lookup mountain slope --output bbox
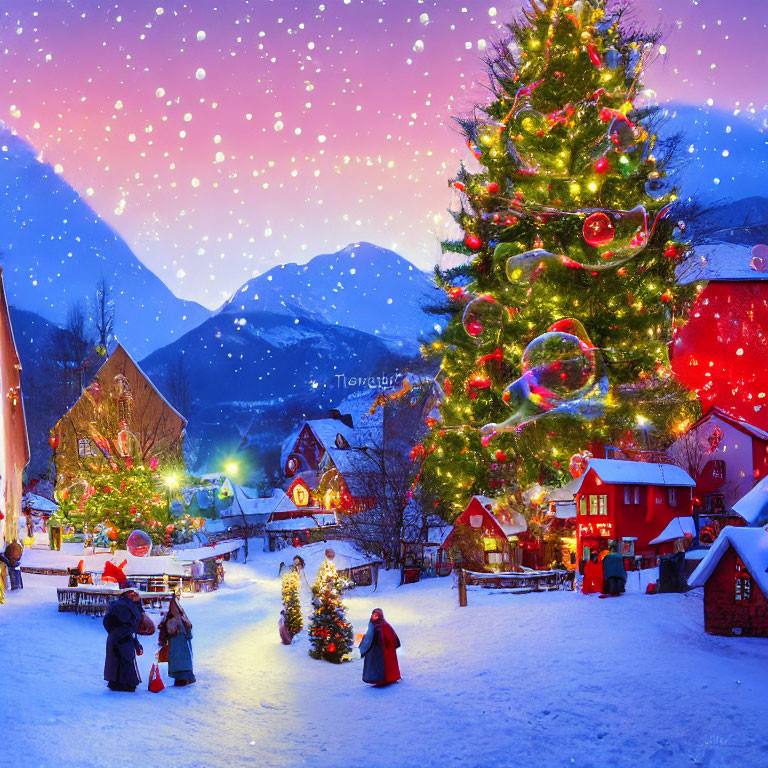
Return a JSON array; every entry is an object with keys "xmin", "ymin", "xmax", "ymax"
[
  {"xmin": 0, "ymin": 128, "xmax": 211, "ymax": 358},
  {"xmin": 139, "ymin": 309, "xmax": 415, "ymax": 474},
  {"xmin": 219, "ymin": 242, "xmax": 445, "ymax": 352}
]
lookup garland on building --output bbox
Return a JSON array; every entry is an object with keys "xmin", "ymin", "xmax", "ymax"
[
  {"xmin": 282, "ymin": 567, "xmax": 303, "ymax": 638},
  {"xmin": 307, "ymin": 560, "xmax": 353, "ymax": 664},
  {"xmin": 420, "ymin": 0, "xmax": 699, "ymax": 521}
]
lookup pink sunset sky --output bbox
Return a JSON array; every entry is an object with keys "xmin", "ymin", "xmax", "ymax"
[{"xmin": 1, "ymin": 0, "xmax": 766, "ymax": 307}]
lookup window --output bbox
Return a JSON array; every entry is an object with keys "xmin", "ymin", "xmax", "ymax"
[
  {"xmin": 578, "ymin": 497, "xmax": 587, "ymax": 516},
  {"xmin": 588, "ymin": 495, "xmax": 608, "ymax": 515},
  {"xmin": 77, "ymin": 438, "xmax": 93, "ymax": 457},
  {"xmin": 668, "ymin": 487, "xmax": 678, "ymax": 506},
  {"xmin": 623, "ymin": 486, "xmax": 641, "ymax": 505},
  {"xmin": 712, "ymin": 460, "xmax": 725, "ymax": 480},
  {"xmin": 735, "ymin": 557, "xmax": 752, "ymax": 602}
]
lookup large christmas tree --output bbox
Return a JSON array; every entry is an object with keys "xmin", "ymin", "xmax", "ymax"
[{"xmin": 421, "ymin": 0, "xmax": 699, "ymax": 520}]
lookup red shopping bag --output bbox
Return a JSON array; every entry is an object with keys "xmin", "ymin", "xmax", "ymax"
[{"xmin": 148, "ymin": 663, "xmax": 165, "ymax": 693}]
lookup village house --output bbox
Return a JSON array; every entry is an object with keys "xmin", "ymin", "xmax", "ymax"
[
  {"xmin": 688, "ymin": 526, "xmax": 768, "ymax": 637},
  {"xmin": 0, "ymin": 269, "xmax": 30, "ymax": 555},
  {"xmin": 574, "ymin": 459, "xmax": 696, "ymax": 565},
  {"xmin": 51, "ymin": 343, "xmax": 186, "ymax": 488},
  {"xmin": 667, "ymin": 407, "xmax": 768, "ymax": 518},
  {"xmin": 440, "ymin": 495, "xmax": 528, "ymax": 573}
]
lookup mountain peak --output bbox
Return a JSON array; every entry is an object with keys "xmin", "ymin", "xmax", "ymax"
[{"xmin": 219, "ymin": 242, "xmax": 444, "ymax": 352}]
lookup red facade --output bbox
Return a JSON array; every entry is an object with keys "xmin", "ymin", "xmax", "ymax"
[
  {"xmin": 703, "ymin": 545, "xmax": 768, "ymax": 637},
  {"xmin": 0, "ymin": 270, "xmax": 30, "ymax": 550},
  {"xmin": 441, "ymin": 497, "xmax": 522, "ymax": 572},
  {"xmin": 576, "ymin": 468, "xmax": 693, "ymax": 559}
]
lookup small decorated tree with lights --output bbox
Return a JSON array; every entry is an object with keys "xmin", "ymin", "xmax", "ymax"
[
  {"xmin": 308, "ymin": 559, "xmax": 353, "ymax": 664},
  {"xmin": 282, "ymin": 567, "xmax": 303, "ymax": 638},
  {"xmin": 421, "ymin": 0, "xmax": 699, "ymax": 521}
]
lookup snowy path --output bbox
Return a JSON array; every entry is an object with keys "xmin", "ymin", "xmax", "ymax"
[{"xmin": 3, "ymin": 543, "xmax": 768, "ymax": 768}]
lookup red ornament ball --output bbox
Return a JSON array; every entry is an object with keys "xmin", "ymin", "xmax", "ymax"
[
  {"xmin": 582, "ymin": 212, "xmax": 615, "ymax": 247},
  {"xmin": 594, "ymin": 157, "xmax": 609, "ymax": 174},
  {"xmin": 326, "ymin": 643, "xmax": 336, "ymax": 654},
  {"xmin": 464, "ymin": 234, "xmax": 482, "ymax": 250},
  {"xmin": 664, "ymin": 243, "xmax": 680, "ymax": 259},
  {"xmin": 486, "ymin": 181, "xmax": 500, "ymax": 195},
  {"xmin": 494, "ymin": 449, "xmax": 507, "ymax": 462}
]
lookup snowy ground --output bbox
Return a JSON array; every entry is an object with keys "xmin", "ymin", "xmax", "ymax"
[{"xmin": 3, "ymin": 541, "xmax": 768, "ymax": 768}]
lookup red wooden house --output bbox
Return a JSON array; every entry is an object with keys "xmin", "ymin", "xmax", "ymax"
[
  {"xmin": 0, "ymin": 269, "xmax": 30, "ymax": 554},
  {"xmin": 574, "ymin": 459, "xmax": 695, "ymax": 563},
  {"xmin": 688, "ymin": 526, "xmax": 768, "ymax": 637},
  {"xmin": 440, "ymin": 496, "xmax": 528, "ymax": 573}
]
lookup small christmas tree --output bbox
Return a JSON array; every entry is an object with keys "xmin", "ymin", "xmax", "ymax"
[
  {"xmin": 281, "ymin": 567, "xmax": 303, "ymax": 638},
  {"xmin": 308, "ymin": 560, "xmax": 353, "ymax": 664}
]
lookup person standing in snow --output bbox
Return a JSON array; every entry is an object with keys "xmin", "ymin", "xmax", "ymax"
[
  {"xmin": 601, "ymin": 545, "xmax": 627, "ymax": 596},
  {"xmin": 103, "ymin": 587, "xmax": 145, "ymax": 692},
  {"xmin": 0, "ymin": 540, "xmax": 24, "ymax": 590},
  {"xmin": 359, "ymin": 608, "xmax": 401, "ymax": 686},
  {"xmin": 157, "ymin": 595, "xmax": 196, "ymax": 686}
]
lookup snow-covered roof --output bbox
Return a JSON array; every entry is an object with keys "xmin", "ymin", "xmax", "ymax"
[
  {"xmin": 575, "ymin": 459, "xmax": 695, "ymax": 490},
  {"xmin": 732, "ymin": 475, "xmax": 768, "ymax": 526},
  {"xmin": 498, "ymin": 511, "xmax": 528, "ymax": 537},
  {"xmin": 22, "ymin": 493, "xmax": 59, "ymax": 513},
  {"xmin": 265, "ymin": 512, "xmax": 338, "ymax": 532},
  {"xmin": 468, "ymin": 496, "xmax": 528, "ymax": 535},
  {"xmin": 690, "ymin": 407, "xmax": 768, "ymax": 442},
  {"xmin": 677, "ymin": 242, "xmax": 768, "ymax": 285},
  {"xmin": 552, "ymin": 501, "xmax": 577, "ymax": 520},
  {"xmin": 220, "ymin": 485, "xmax": 285, "ymax": 521},
  {"xmin": 649, "ymin": 516, "xmax": 696, "ymax": 545},
  {"xmin": 545, "ymin": 476, "xmax": 581, "ymax": 503},
  {"xmin": 688, "ymin": 526, "xmax": 768, "ymax": 598}
]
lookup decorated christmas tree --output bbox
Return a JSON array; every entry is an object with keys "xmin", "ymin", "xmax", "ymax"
[
  {"xmin": 56, "ymin": 459, "xmax": 182, "ymax": 549},
  {"xmin": 421, "ymin": 0, "xmax": 699, "ymax": 520},
  {"xmin": 282, "ymin": 567, "xmax": 303, "ymax": 638},
  {"xmin": 307, "ymin": 559, "xmax": 353, "ymax": 664}
]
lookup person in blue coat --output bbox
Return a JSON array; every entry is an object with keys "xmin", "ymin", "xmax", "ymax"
[
  {"xmin": 158, "ymin": 595, "xmax": 196, "ymax": 686},
  {"xmin": 103, "ymin": 588, "xmax": 144, "ymax": 692},
  {"xmin": 359, "ymin": 608, "xmax": 401, "ymax": 686}
]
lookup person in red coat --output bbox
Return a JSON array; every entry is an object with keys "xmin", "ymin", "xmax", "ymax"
[
  {"xmin": 359, "ymin": 608, "xmax": 401, "ymax": 686},
  {"xmin": 582, "ymin": 552, "xmax": 602, "ymax": 594}
]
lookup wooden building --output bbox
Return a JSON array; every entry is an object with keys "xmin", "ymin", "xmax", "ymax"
[
  {"xmin": 440, "ymin": 496, "xmax": 528, "ymax": 573},
  {"xmin": 0, "ymin": 269, "xmax": 30, "ymax": 554},
  {"xmin": 688, "ymin": 526, "xmax": 768, "ymax": 637},
  {"xmin": 574, "ymin": 459, "xmax": 695, "ymax": 563},
  {"xmin": 51, "ymin": 343, "xmax": 186, "ymax": 484}
]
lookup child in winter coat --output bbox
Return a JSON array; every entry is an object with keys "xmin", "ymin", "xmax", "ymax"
[{"xmin": 158, "ymin": 596, "xmax": 196, "ymax": 686}]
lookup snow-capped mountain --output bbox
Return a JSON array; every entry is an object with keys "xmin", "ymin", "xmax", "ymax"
[
  {"xmin": 218, "ymin": 242, "xmax": 445, "ymax": 353},
  {"xmin": 139, "ymin": 308, "xmax": 416, "ymax": 474},
  {"xmin": 0, "ymin": 127, "xmax": 211, "ymax": 358}
]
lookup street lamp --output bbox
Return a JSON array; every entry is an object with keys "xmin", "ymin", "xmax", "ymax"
[{"xmin": 164, "ymin": 474, "xmax": 179, "ymax": 517}]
